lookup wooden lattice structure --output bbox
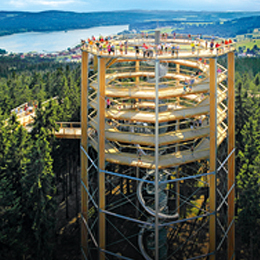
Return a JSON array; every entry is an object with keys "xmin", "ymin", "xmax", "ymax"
[{"xmin": 81, "ymin": 31, "xmax": 235, "ymax": 260}]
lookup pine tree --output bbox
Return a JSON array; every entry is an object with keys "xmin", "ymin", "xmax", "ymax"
[
  {"xmin": 24, "ymin": 127, "xmax": 57, "ymax": 260},
  {"xmin": 22, "ymin": 100, "xmax": 59, "ymax": 259},
  {"xmin": 236, "ymin": 110, "xmax": 260, "ymax": 259},
  {"xmin": 31, "ymin": 100, "xmax": 59, "ymax": 144},
  {"xmin": 254, "ymin": 73, "xmax": 260, "ymax": 86},
  {"xmin": 0, "ymin": 114, "xmax": 32, "ymax": 259}
]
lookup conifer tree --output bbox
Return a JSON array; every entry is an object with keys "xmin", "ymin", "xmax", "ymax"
[
  {"xmin": 22, "ymin": 101, "xmax": 58, "ymax": 259},
  {"xmin": 236, "ymin": 110, "xmax": 260, "ymax": 259},
  {"xmin": 0, "ymin": 114, "xmax": 32, "ymax": 259},
  {"xmin": 24, "ymin": 127, "xmax": 57, "ymax": 260},
  {"xmin": 31, "ymin": 100, "xmax": 59, "ymax": 144}
]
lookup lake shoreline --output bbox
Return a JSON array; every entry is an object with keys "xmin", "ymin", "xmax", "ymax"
[{"xmin": 0, "ymin": 24, "xmax": 129, "ymax": 54}]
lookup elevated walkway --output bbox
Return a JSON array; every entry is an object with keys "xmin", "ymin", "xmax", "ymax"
[
  {"xmin": 55, "ymin": 122, "xmax": 81, "ymax": 139},
  {"xmin": 87, "ymin": 130, "xmax": 227, "ymax": 169}
]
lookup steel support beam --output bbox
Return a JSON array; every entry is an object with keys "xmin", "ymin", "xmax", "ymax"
[
  {"xmin": 209, "ymin": 58, "xmax": 217, "ymax": 260},
  {"xmin": 98, "ymin": 57, "xmax": 106, "ymax": 260},
  {"xmin": 155, "ymin": 59, "xmax": 160, "ymax": 260},
  {"xmin": 228, "ymin": 51, "xmax": 235, "ymax": 260}
]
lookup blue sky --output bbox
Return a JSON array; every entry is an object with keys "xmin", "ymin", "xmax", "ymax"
[{"xmin": 1, "ymin": 0, "xmax": 260, "ymax": 12}]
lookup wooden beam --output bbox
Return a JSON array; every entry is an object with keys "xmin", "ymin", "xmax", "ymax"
[
  {"xmin": 106, "ymin": 57, "xmax": 118, "ymax": 68},
  {"xmin": 175, "ymin": 111, "xmax": 180, "ymax": 216},
  {"xmin": 136, "ymin": 60, "xmax": 140, "ymax": 84},
  {"xmin": 93, "ymin": 55, "xmax": 98, "ymax": 71},
  {"xmin": 98, "ymin": 57, "xmax": 106, "ymax": 260},
  {"xmin": 81, "ymin": 51, "xmax": 89, "ymax": 259},
  {"xmin": 228, "ymin": 52, "xmax": 235, "ymax": 260},
  {"xmin": 209, "ymin": 58, "xmax": 217, "ymax": 260}
]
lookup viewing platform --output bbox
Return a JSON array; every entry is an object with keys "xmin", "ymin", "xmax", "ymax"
[{"xmin": 81, "ymin": 32, "xmax": 235, "ymax": 60}]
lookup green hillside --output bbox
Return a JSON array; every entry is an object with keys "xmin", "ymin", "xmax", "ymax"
[{"xmin": 0, "ymin": 10, "xmax": 260, "ymax": 37}]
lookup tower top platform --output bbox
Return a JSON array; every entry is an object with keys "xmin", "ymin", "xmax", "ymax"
[{"xmin": 81, "ymin": 32, "xmax": 235, "ymax": 60}]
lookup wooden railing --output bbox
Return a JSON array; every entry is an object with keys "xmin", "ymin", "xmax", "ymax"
[{"xmin": 54, "ymin": 122, "xmax": 81, "ymax": 139}]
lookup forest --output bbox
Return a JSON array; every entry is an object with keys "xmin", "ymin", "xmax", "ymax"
[
  {"xmin": 0, "ymin": 55, "xmax": 260, "ymax": 259},
  {"xmin": 0, "ymin": 56, "xmax": 81, "ymax": 259}
]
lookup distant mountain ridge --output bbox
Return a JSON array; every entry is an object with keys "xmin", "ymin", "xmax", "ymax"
[
  {"xmin": 129, "ymin": 15, "xmax": 260, "ymax": 37},
  {"xmin": 0, "ymin": 10, "xmax": 260, "ymax": 37}
]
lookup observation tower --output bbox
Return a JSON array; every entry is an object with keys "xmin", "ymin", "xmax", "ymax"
[{"xmin": 80, "ymin": 31, "xmax": 235, "ymax": 260}]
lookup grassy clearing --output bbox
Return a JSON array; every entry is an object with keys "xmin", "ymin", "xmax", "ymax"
[{"xmin": 236, "ymin": 39, "xmax": 260, "ymax": 51}]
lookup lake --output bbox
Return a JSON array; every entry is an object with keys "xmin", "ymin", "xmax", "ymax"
[{"xmin": 0, "ymin": 24, "xmax": 129, "ymax": 54}]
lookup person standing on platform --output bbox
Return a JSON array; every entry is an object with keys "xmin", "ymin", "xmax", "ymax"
[
  {"xmin": 102, "ymin": 42, "xmax": 107, "ymax": 53},
  {"xmin": 184, "ymin": 78, "xmax": 189, "ymax": 92},
  {"xmin": 228, "ymin": 39, "xmax": 232, "ymax": 49},
  {"xmin": 106, "ymin": 99, "xmax": 111, "ymax": 109},
  {"xmin": 143, "ymin": 43, "xmax": 148, "ymax": 57},
  {"xmin": 138, "ymin": 151, "xmax": 142, "ymax": 164},
  {"xmin": 111, "ymin": 43, "xmax": 115, "ymax": 55},
  {"xmin": 199, "ymin": 118, "xmax": 202, "ymax": 127},
  {"xmin": 135, "ymin": 45, "xmax": 139, "ymax": 56},
  {"xmin": 119, "ymin": 41, "xmax": 123, "ymax": 55},
  {"xmin": 197, "ymin": 41, "xmax": 200, "ymax": 55},
  {"xmin": 189, "ymin": 75, "xmax": 195, "ymax": 91},
  {"xmin": 95, "ymin": 41, "xmax": 100, "ymax": 52},
  {"xmin": 210, "ymin": 40, "xmax": 214, "ymax": 54},
  {"xmin": 171, "ymin": 44, "xmax": 175, "ymax": 56},
  {"xmin": 107, "ymin": 44, "xmax": 111, "ymax": 55},
  {"xmin": 215, "ymin": 42, "xmax": 220, "ymax": 54},
  {"xmin": 176, "ymin": 45, "xmax": 180, "ymax": 57},
  {"xmin": 124, "ymin": 40, "xmax": 128, "ymax": 54},
  {"xmin": 191, "ymin": 42, "xmax": 195, "ymax": 54},
  {"xmin": 191, "ymin": 145, "xmax": 194, "ymax": 156}
]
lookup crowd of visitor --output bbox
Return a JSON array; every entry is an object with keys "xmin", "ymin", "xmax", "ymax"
[{"xmin": 81, "ymin": 32, "xmax": 233, "ymax": 58}]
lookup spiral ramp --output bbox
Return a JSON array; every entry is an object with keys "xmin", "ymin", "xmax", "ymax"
[
  {"xmin": 81, "ymin": 33, "xmax": 235, "ymax": 260},
  {"xmin": 87, "ymin": 58, "xmax": 227, "ymax": 170}
]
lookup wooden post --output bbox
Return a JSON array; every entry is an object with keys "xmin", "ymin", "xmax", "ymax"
[
  {"xmin": 228, "ymin": 52, "xmax": 235, "ymax": 260},
  {"xmin": 136, "ymin": 60, "xmax": 140, "ymax": 85},
  {"xmin": 81, "ymin": 50, "xmax": 89, "ymax": 259},
  {"xmin": 176, "ymin": 64, "xmax": 180, "ymax": 106},
  {"xmin": 94, "ymin": 55, "xmax": 98, "ymax": 71},
  {"xmin": 176, "ymin": 167, "xmax": 180, "ymax": 216},
  {"xmin": 98, "ymin": 57, "xmax": 106, "ymax": 260},
  {"xmin": 175, "ymin": 113, "xmax": 180, "ymax": 216},
  {"xmin": 209, "ymin": 58, "xmax": 217, "ymax": 260},
  {"xmin": 176, "ymin": 63, "xmax": 180, "ymax": 74}
]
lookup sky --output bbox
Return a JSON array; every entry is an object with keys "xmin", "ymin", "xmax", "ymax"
[{"xmin": 1, "ymin": 0, "xmax": 260, "ymax": 12}]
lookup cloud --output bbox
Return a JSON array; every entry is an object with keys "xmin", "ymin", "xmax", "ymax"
[
  {"xmin": 9, "ymin": 0, "xmax": 77, "ymax": 8},
  {"xmin": 35, "ymin": 0, "xmax": 76, "ymax": 7},
  {"xmin": 4, "ymin": 0, "xmax": 260, "ymax": 12}
]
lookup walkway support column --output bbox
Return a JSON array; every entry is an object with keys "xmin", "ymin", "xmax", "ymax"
[
  {"xmin": 98, "ymin": 57, "xmax": 106, "ymax": 260},
  {"xmin": 209, "ymin": 58, "xmax": 217, "ymax": 260},
  {"xmin": 81, "ymin": 51, "xmax": 89, "ymax": 259},
  {"xmin": 176, "ymin": 64, "xmax": 180, "ymax": 106},
  {"xmin": 175, "ymin": 63, "xmax": 180, "ymax": 215},
  {"xmin": 155, "ymin": 59, "xmax": 160, "ymax": 260},
  {"xmin": 228, "ymin": 52, "xmax": 235, "ymax": 260},
  {"xmin": 136, "ymin": 60, "xmax": 140, "ymax": 85}
]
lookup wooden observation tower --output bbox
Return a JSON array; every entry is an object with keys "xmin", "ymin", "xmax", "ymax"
[{"xmin": 80, "ymin": 31, "xmax": 235, "ymax": 260}]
